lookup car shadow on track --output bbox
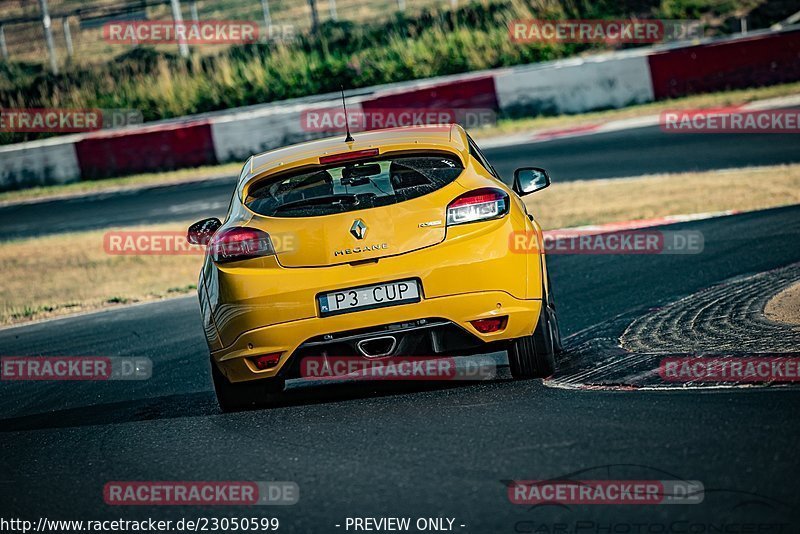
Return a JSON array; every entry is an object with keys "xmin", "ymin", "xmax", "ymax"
[{"xmin": 0, "ymin": 376, "xmax": 506, "ymax": 433}]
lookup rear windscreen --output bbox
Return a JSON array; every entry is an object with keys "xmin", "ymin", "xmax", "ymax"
[{"xmin": 244, "ymin": 153, "xmax": 463, "ymax": 217}]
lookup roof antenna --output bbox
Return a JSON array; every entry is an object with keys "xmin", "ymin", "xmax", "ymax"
[{"xmin": 341, "ymin": 86, "xmax": 354, "ymax": 143}]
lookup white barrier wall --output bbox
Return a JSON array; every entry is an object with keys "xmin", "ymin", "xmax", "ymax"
[
  {"xmin": 210, "ymin": 101, "xmax": 366, "ymax": 163},
  {"xmin": 0, "ymin": 137, "xmax": 81, "ymax": 190},
  {"xmin": 210, "ymin": 106, "xmax": 306, "ymax": 163},
  {"xmin": 494, "ymin": 52, "xmax": 655, "ymax": 116}
]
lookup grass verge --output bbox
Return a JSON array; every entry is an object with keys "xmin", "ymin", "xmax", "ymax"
[
  {"xmin": 523, "ymin": 164, "xmax": 800, "ymax": 229},
  {"xmin": 0, "ymin": 221, "xmax": 203, "ymax": 326},
  {"xmin": 2, "ymin": 163, "xmax": 799, "ymax": 326}
]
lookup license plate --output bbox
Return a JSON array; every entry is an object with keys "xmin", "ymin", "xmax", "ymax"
[{"xmin": 318, "ymin": 279, "xmax": 420, "ymax": 316}]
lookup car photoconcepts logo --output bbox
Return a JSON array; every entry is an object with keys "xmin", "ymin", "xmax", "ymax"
[
  {"xmin": 505, "ymin": 464, "xmax": 793, "ymax": 533},
  {"xmin": 350, "ymin": 219, "xmax": 368, "ymax": 240},
  {"xmin": 505, "ymin": 465, "xmax": 703, "ymax": 508}
]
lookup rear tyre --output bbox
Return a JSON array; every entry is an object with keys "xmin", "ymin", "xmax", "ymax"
[
  {"xmin": 211, "ymin": 359, "xmax": 284, "ymax": 412},
  {"xmin": 508, "ymin": 293, "xmax": 558, "ymax": 379},
  {"xmin": 545, "ymin": 272, "xmax": 563, "ymax": 355}
]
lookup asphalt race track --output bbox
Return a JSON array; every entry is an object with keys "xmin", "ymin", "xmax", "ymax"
[
  {"xmin": 2, "ymin": 204, "xmax": 799, "ymax": 529},
  {"xmin": 2, "ymin": 125, "xmax": 800, "ymax": 240}
]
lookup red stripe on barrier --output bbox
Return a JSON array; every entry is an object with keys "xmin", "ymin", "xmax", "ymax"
[
  {"xmin": 75, "ymin": 120, "xmax": 217, "ymax": 179},
  {"xmin": 647, "ymin": 30, "xmax": 800, "ymax": 100},
  {"xmin": 362, "ymin": 75, "xmax": 499, "ymax": 113}
]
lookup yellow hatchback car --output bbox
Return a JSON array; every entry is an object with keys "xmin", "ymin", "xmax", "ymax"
[{"xmin": 188, "ymin": 124, "xmax": 561, "ymax": 411}]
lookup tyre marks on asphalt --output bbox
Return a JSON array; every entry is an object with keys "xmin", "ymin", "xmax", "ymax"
[
  {"xmin": 547, "ymin": 263, "xmax": 800, "ymax": 390},
  {"xmin": 621, "ymin": 263, "xmax": 800, "ymax": 353}
]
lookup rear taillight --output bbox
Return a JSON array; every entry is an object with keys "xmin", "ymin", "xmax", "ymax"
[
  {"xmin": 209, "ymin": 227, "xmax": 274, "ymax": 263},
  {"xmin": 446, "ymin": 188, "xmax": 509, "ymax": 226}
]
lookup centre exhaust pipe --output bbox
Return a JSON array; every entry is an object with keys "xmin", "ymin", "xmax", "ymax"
[{"xmin": 356, "ymin": 336, "xmax": 397, "ymax": 358}]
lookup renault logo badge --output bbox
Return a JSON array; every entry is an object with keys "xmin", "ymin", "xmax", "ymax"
[{"xmin": 350, "ymin": 219, "xmax": 367, "ymax": 240}]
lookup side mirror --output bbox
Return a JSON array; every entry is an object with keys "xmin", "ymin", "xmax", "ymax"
[
  {"xmin": 513, "ymin": 167, "xmax": 551, "ymax": 196},
  {"xmin": 187, "ymin": 218, "xmax": 222, "ymax": 246}
]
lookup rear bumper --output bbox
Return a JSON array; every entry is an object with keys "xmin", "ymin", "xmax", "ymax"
[
  {"xmin": 212, "ymin": 290, "xmax": 542, "ymax": 383},
  {"xmin": 204, "ymin": 213, "xmax": 541, "ymax": 350}
]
